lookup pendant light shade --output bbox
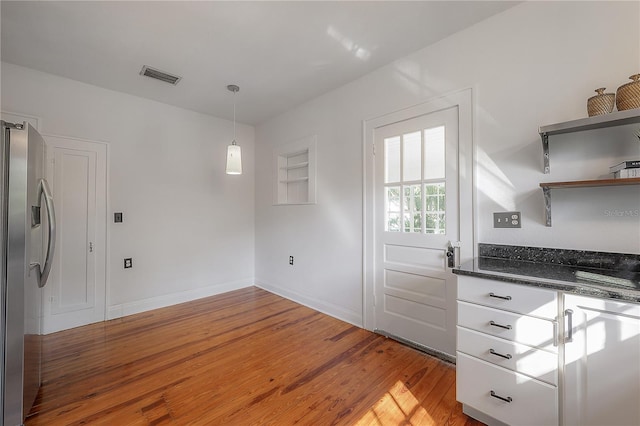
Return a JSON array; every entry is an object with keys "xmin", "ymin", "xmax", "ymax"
[
  {"xmin": 226, "ymin": 142, "xmax": 242, "ymax": 175},
  {"xmin": 225, "ymin": 84, "xmax": 242, "ymax": 175}
]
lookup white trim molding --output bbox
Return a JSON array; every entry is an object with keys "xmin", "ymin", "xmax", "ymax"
[
  {"xmin": 255, "ymin": 280, "xmax": 362, "ymax": 327},
  {"xmin": 107, "ymin": 279, "xmax": 253, "ymax": 320}
]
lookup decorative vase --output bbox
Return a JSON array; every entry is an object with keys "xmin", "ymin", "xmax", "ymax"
[
  {"xmin": 616, "ymin": 74, "xmax": 640, "ymax": 111},
  {"xmin": 587, "ymin": 88, "xmax": 615, "ymax": 117}
]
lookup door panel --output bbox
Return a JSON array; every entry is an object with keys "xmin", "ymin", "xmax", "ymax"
[
  {"xmin": 384, "ymin": 294, "xmax": 446, "ymax": 328},
  {"xmin": 384, "ymin": 270, "xmax": 446, "ymax": 301},
  {"xmin": 384, "ymin": 244, "xmax": 444, "ymax": 268},
  {"xmin": 43, "ymin": 136, "xmax": 106, "ymax": 334},
  {"xmin": 52, "ymin": 149, "xmax": 96, "ymax": 313},
  {"xmin": 374, "ymin": 106, "xmax": 459, "ymax": 357}
]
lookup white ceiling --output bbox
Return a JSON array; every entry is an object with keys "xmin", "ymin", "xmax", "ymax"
[{"xmin": 1, "ymin": 1, "xmax": 518, "ymax": 125}]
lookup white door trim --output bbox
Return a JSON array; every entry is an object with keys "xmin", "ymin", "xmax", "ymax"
[
  {"xmin": 41, "ymin": 133, "xmax": 109, "ymax": 334},
  {"xmin": 0, "ymin": 110, "xmax": 41, "ymax": 131},
  {"xmin": 362, "ymin": 88, "xmax": 475, "ymax": 331}
]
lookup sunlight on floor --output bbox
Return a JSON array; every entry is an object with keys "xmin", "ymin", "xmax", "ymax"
[{"xmin": 355, "ymin": 380, "xmax": 433, "ymax": 425}]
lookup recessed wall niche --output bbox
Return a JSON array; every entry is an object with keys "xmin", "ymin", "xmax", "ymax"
[{"xmin": 274, "ymin": 135, "xmax": 317, "ymax": 205}]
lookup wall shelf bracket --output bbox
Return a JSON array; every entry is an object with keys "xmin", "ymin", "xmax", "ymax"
[
  {"xmin": 541, "ymin": 133, "xmax": 550, "ymax": 174},
  {"xmin": 542, "ymin": 186, "xmax": 552, "ymax": 226}
]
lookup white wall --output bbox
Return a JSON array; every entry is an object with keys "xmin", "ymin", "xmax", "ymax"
[
  {"xmin": 1, "ymin": 63, "xmax": 255, "ymax": 318},
  {"xmin": 254, "ymin": 1, "xmax": 640, "ymax": 326}
]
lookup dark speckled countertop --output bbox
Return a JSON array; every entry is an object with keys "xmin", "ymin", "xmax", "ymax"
[{"xmin": 453, "ymin": 244, "xmax": 640, "ymax": 303}]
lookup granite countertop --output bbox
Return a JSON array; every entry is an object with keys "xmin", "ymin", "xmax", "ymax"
[{"xmin": 454, "ymin": 244, "xmax": 640, "ymax": 303}]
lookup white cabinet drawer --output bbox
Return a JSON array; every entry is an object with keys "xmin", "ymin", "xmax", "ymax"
[
  {"xmin": 457, "ymin": 327, "xmax": 558, "ymax": 385},
  {"xmin": 458, "ymin": 276, "xmax": 558, "ymax": 320},
  {"xmin": 458, "ymin": 301, "xmax": 558, "ymax": 352},
  {"xmin": 457, "ymin": 352, "xmax": 558, "ymax": 426}
]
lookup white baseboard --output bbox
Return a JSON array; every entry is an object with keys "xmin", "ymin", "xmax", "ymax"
[
  {"xmin": 255, "ymin": 279, "xmax": 362, "ymax": 327},
  {"xmin": 107, "ymin": 279, "xmax": 253, "ymax": 320}
]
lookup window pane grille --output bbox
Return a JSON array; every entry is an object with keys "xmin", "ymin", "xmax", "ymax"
[
  {"xmin": 424, "ymin": 183, "xmax": 445, "ymax": 234},
  {"xmin": 424, "ymin": 126, "xmax": 445, "ymax": 180},
  {"xmin": 383, "ymin": 123, "xmax": 447, "ymax": 235},
  {"xmin": 403, "ymin": 185, "xmax": 422, "ymax": 233},
  {"xmin": 402, "ymin": 131, "xmax": 421, "ymax": 182},
  {"xmin": 385, "ymin": 186, "xmax": 401, "ymax": 232},
  {"xmin": 384, "ymin": 137, "xmax": 400, "ymax": 183}
]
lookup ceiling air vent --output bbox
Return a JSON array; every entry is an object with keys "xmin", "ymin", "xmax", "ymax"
[{"xmin": 139, "ymin": 65, "xmax": 182, "ymax": 85}]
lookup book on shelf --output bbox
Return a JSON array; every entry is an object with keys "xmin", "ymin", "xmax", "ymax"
[
  {"xmin": 613, "ymin": 168, "xmax": 640, "ymax": 178},
  {"xmin": 609, "ymin": 160, "xmax": 640, "ymax": 173}
]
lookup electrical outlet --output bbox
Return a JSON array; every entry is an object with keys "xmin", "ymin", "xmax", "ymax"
[
  {"xmin": 124, "ymin": 258, "xmax": 132, "ymax": 269},
  {"xmin": 493, "ymin": 211, "xmax": 521, "ymax": 228},
  {"xmin": 114, "ymin": 212, "xmax": 123, "ymax": 223},
  {"xmin": 289, "ymin": 256, "xmax": 294, "ymax": 265}
]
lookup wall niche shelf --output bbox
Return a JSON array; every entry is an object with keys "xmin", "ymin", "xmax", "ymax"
[
  {"xmin": 539, "ymin": 108, "xmax": 640, "ymax": 174},
  {"xmin": 274, "ymin": 135, "xmax": 317, "ymax": 205}
]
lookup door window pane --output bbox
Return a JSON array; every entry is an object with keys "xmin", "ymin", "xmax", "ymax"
[
  {"xmin": 383, "ymin": 119, "xmax": 449, "ymax": 235},
  {"xmin": 424, "ymin": 126, "xmax": 445, "ymax": 180},
  {"xmin": 402, "ymin": 131, "xmax": 421, "ymax": 182},
  {"xmin": 385, "ymin": 186, "xmax": 401, "ymax": 232},
  {"xmin": 384, "ymin": 137, "xmax": 400, "ymax": 183},
  {"xmin": 424, "ymin": 183, "xmax": 445, "ymax": 234},
  {"xmin": 403, "ymin": 185, "xmax": 422, "ymax": 233}
]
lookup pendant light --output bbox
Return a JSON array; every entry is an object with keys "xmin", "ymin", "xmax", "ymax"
[{"xmin": 225, "ymin": 84, "xmax": 242, "ymax": 175}]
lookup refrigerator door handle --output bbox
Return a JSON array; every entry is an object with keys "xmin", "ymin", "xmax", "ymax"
[{"xmin": 30, "ymin": 178, "xmax": 56, "ymax": 288}]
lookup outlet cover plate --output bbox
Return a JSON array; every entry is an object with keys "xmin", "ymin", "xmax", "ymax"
[
  {"xmin": 493, "ymin": 211, "xmax": 521, "ymax": 228},
  {"xmin": 124, "ymin": 258, "xmax": 132, "ymax": 269}
]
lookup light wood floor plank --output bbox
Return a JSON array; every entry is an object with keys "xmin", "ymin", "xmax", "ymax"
[{"xmin": 26, "ymin": 287, "xmax": 483, "ymax": 425}]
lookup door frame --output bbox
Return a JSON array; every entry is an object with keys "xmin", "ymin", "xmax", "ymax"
[
  {"xmin": 362, "ymin": 88, "xmax": 475, "ymax": 331},
  {"xmin": 41, "ymin": 133, "xmax": 109, "ymax": 334}
]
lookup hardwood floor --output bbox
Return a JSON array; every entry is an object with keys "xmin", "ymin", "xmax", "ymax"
[{"xmin": 27, "ymin": 287, "xmax": 483, "ymax": 425}]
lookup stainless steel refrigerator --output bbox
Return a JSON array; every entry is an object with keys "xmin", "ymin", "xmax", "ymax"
[{"xmin": 1, "ymin": 121, "xmax": 56, "ymax": 426}]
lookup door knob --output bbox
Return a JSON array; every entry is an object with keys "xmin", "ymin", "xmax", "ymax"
[{"xmin": 446, "ymin": 244, "xmax": 455, "ymax": 268}]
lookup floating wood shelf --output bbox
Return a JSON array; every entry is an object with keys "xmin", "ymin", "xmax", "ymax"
[
  {"xmin": 540, "ymin": 177, "xmax": 640, "ymax": 189},
  {"xmin": 540, "ymin": 178, "xmax": 640, "ymax": 226}
]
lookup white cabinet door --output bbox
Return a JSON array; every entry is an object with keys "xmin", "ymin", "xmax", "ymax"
[{"xmin": 563, "ymin": 294, "xmax": 640, "ymax": 426}]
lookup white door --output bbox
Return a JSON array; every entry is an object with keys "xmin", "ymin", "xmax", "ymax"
[
  {"xmin": 563, "ymin": 294, "xmax": 640, "ymax": 426},
  {"xmin": 366, "ymin": 90, "xmax": 473, "ymax": 358},
  {"xmin": 42, "ymin": 135, "xmax": 107, "ymax": 333}
]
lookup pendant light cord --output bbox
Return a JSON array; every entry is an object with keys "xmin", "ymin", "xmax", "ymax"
[{"xmin": 227, "ymin": 84, "xmax": 240, "ymax": 146}]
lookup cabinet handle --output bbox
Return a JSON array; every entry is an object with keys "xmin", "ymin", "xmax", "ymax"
[
  {"xmin": 489, "ymin": 320, "xmax": 512, "ymax": 330},
  {"xmin": 565, "ymin": 309, "xmax": 574, "ymax": 343},
  {"xmin": 489, "ymin": 348, "xmax": 512, "ymax": 359},
  {"xmin": 489, "ymin": 292, "xmax": 512, "ymax": 301},
  {"xmin": 490, "ymin": 390, "xmax": 513, "ymax": 403}
]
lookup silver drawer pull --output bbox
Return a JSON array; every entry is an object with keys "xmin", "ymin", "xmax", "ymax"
[
  {"xmin": 490, "ymin": 390, "xmax": 513, "ymax": 403},
  {"xmin": 489, "ymin": 292, "xmax": 512, "ymax": 301},
  {"xmin": 489, "ymin": 320, "xmax": 512, "ymax": 330},
  {"xmin": 489, "ymin": 349, "xmax": 512, "ymax": 359},
  {"xmin": 565, "ymin": 309, "xmax": 574, "ymax": 343}
]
